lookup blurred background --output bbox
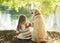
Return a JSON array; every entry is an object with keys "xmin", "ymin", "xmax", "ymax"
[{"xmin": 0, "ymin": 0, "xmax": 60, "ymax": 31}]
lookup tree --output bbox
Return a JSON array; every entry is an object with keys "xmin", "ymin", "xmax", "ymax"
[{"xmin": 0, "ymin": 0, "xmax": 59, "ymax": 15}]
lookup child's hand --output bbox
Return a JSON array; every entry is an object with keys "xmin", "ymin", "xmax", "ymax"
[
  {"xmin": 16, "ymin": 31, "xmax": 20, "ymax": 36},
  {"xmin": 25, "ymin": 23, "xmax": 30, "ymax": 28}
]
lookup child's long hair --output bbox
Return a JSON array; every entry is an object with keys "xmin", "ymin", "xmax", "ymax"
[{"xmin": 17, "ymin": 15, "xmax": 26, "ymax": 31}]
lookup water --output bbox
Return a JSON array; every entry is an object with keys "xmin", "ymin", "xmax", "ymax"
[
  {"xmin": 0, "ymin": 11, "xmax": 11, "ymax": 30},
  {"xmin": 0, "ymin": 11, "xmax": 18, "ymax": 30},
  {"xmin": 45, "ymin": 13, "xmax": 60, "ymax": 31},
  {"xmin": 45, "ymin": 14, "xmax": 54, "ymax": 31}
]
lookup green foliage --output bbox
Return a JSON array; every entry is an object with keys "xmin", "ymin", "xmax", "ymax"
[
  {"xmin": 0, "ymin": 5, "xmax": 8, "ymax": 11},
  {"xmin": 9, "ymin": 7, "xmax": 31, "ymax": 19},
  {"xmin": 39, "ymin": 0, "xmax": 58, "ymax": 15},
  {"xmin": 0, "ymin": 0, "xmax": 4, "ymax": 5},
  {"xmin": 0, "ymin": 0, "xmax": 59, "ymax": 15}
]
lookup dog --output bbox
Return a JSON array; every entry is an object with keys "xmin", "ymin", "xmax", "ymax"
[{"xmin": 31, "ymin": 9, "xmax": 46, "ymax": 43}]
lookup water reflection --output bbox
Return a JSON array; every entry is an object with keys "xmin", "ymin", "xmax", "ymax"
[
  {"xmin": 0, "ymin": 11, "xmax": 18, "ymax": 30},
  {"xmin": 45, "ymin": 13, "xmax": 60, "ymax": 31}
]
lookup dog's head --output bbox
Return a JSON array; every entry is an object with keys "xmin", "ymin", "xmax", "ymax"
[{"xmin": 31, "ymin": 9, "xmax": 40, "ymax": 16}]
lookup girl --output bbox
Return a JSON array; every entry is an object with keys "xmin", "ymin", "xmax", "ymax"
[
  {"xmin": 16, "ymin": 15, "xmax": 26, "ymax": 35},
  {"xmin": 16, "ymin": 14, "xmax": 31, "ymax": 39}
]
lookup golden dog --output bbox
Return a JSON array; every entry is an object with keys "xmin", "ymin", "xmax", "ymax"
[{"xmin": 31, "ymin": 9, "xmax": 46, "ymax": 43}]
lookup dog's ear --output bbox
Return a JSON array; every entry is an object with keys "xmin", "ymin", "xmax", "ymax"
[
  {"xmin": 35, "ymin": 9, "xmax": 40, "ymax": 15},
  {"xmin": 32, "ymin": 9, "xmax": 40, "ymax": 16}
]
